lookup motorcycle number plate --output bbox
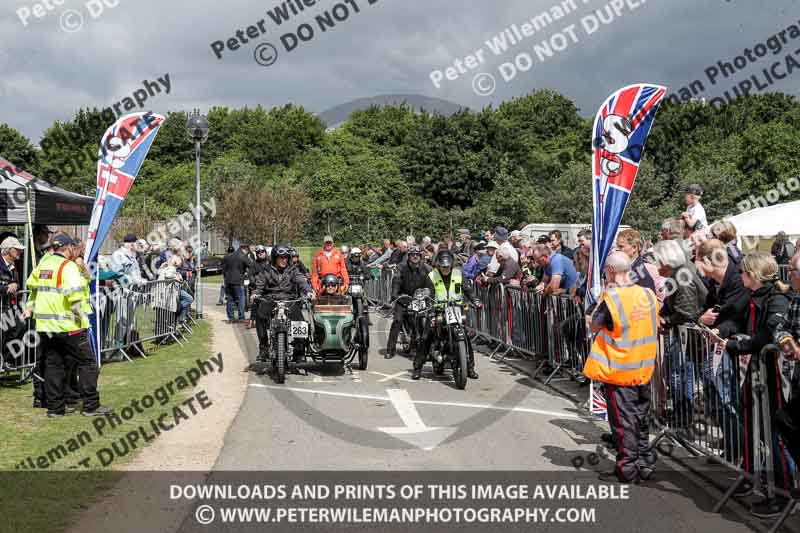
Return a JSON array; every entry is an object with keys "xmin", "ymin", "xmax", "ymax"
[
  {"xmin": 290, "ymin": 321, "xmax": 308, "ymax": 338},
  {"xmin": 243, "ymin": 279, "xmax": 250, "ymax": 286},
  {"xmin": 350, "ymin": 285, "xmax": 362, "ymax": 295},
  {"xmin": 445, "ymin": 306, "xmax": 462, "ymax": 325}
]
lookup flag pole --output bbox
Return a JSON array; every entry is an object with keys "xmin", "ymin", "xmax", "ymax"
[
  {"xmin": 25, "ymin": 184, "xmax": 37, "ymax": 269},
  {"xmin": 92, "ymin": 166, "xmax": 114, "ymax": 367}
]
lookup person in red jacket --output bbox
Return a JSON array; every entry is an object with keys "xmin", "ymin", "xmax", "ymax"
[{"xmin": 311, "ymin": 235, "xmax": 349, "ymax": 293}]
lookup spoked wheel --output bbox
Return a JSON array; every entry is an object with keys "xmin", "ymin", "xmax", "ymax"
[
  {"xmin": 274, "ymin": 332, "xmax": 287, "ymax": 384},
  {"xmin": 454, "ymin": 339, "xmax": 468, "ymax": 390},
  {"xmin": 358, "ymin": 319, "xmax": 369, "ymax": 370}
]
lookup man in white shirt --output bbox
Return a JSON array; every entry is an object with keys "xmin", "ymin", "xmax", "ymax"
[
  {"xmin": 487, "ymin": 226, "xmax": 519, "ymax": 275},
  {"xmin": 681, "ymin": 184, "xmax": 708, "ymax": 231}
]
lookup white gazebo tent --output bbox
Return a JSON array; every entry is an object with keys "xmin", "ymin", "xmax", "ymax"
[{"xmin": 725, "ymin": 200, "xmax": 800, "ymax": 252}]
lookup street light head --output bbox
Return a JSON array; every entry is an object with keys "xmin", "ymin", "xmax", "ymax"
[{"xmin": 186, "ymin": 109, "xmax": 209, "ymax": 143}]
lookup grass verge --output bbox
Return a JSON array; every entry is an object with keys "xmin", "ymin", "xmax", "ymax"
[{"xmin": 0, "ymin": 320, "xmax": 212, "ymax": 533}]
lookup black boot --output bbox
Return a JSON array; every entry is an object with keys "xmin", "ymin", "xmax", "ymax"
[
  {"xmin": 411, "ymin": 368, "xmax": 422, "ymax": 380},
  {"xmin": 385, "ymin": 348, "xmax": 395, "ymax": 359},
  {"xmin": 468, "ymin": 370, "xmax": 479, "ymax": 379}
]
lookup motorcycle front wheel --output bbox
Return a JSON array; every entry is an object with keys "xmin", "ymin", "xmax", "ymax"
[
  {"xmin": 454, "ymin": 338, "xmax": 468, "ymax": 390},
  {"xmin": 274, "ymin": 332, "xmax": 287, "ymax": 384}
]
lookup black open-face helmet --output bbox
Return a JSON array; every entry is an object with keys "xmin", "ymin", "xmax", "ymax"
[
  {"xmin": 408, "ymin": 245, "xmax": 422, "ymax": 258},
  {"xmin": 271, "ymin": 244, "xmax": 291, "ymax": 264},
  {"xmin": 289, "ymin": 247, "xmax": 299, "ymax": 258},
  {"xmin": 321, "ymin": 274, "xmax": 340, "ymax": 288},
  {"xmin": 436, "ymin": 250, "xmax": 454, "ymax": 269}
]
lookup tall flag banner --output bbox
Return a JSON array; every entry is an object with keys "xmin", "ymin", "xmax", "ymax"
[
  {"xmin": 84, "ymin": 112, "xmax": 165, "ymax": 265},
  {"xmin": 587, "ymin": 84, "xmax": 667, "ymax": 419},
  {"xmin": 84, "ymin": 112, "xmax": 166, "ymax": 361}
]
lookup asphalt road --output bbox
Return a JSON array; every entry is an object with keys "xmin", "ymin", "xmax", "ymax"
[{"xmin": 195, "ymin": 288, "xmax": 775, "ymax": 532}]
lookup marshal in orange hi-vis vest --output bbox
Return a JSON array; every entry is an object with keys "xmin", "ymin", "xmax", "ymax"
[{"xmin": 583, "ymin": 285, "xmax": 660, "ymax": 387}]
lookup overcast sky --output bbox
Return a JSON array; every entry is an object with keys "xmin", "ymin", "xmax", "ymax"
[{"xmin": 2, "ymin": 0, "xmax": 799, "ymax": 142}]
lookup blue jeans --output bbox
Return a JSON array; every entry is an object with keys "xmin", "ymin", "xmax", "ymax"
[
  {"xmin": 666, "ymin": 333, "xmax": 694, "ymax": 427},
  {"xmin": 702, "ymin": 349, "xmax": 741, "ymax": 461},
  {"xmin": 179, "ymin": 290, "xmax": 194, "ymax": 322},
  {"xmin": 225, "ymin": 284, "xmax": 246, "ymax": 320}
]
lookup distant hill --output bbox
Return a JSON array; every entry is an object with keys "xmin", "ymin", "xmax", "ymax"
[{"xmin": 318, "ymin": 94, "xmax": 468, "ymax": 130}]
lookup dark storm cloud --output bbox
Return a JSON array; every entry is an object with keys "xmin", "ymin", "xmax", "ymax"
[{"xmin": 1, "ymin": 0, "xmax": 798, "ymax": 143}]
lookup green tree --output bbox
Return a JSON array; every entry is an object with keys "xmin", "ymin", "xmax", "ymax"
[{"xmin": 0, "ymin": 124, "xmax": 39, "ymax": 172}]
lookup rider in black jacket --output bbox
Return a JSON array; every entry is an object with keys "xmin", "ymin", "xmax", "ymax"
[
  {"xmin": 386, "ymin": 246, "xmax": 431, "ymax": 359},
  {"xmin": 252, "ymin": 244, "xmax": 313, "ymax": 361},
  {"xmin": 248, "ymin": 245, "xmax": 270, "ymax": 328}
]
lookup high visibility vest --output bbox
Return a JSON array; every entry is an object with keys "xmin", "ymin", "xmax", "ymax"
[
  {"xmin": 429, "ymin": 269, "xmax": 463, "ymax": 304},
  {"xmin": 26, "ymin": 253, "xmax": 89, "ymax": 332},
  {"xmin": 583, "ymin": 285, "xmax": 659, "ymax": 387}
]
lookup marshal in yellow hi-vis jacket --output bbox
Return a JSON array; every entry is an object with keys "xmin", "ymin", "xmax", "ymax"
[
  {"xmin": 26, "ymin": 252, "xmax": 89, "ymax": 333},
  {"xmin": 583, "ymin": 285, "xmax": 660, "ymax": 387}
]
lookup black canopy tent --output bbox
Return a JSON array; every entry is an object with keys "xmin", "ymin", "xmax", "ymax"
[
  {"xmin": 0, "ymin": 156, "xmax": 93, "ymax": 225},
  {"xmin": 0, "ymin": 156, "xmax": 94, "ymax": 285}
]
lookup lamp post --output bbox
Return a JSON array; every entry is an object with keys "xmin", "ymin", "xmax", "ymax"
[{"xmin": 187, "ymin": 109, "xmax": 209, "ymax": 318}]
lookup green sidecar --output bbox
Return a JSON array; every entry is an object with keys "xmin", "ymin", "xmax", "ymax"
[{"xmin": 300, "ymin": 294, "xmax": 369, "ymax": 371}]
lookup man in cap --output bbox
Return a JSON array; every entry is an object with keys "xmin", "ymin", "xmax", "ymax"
[
  {"xmin": 486, "ymin": 226, "xmax": 518, "ymax": 276},
  {"xmin": 454, "ymin": 229, "xmax": 472, "ymax": 256},
  {"xmin": 0, "ymin": 236, "xmax": 24, "ymax": 301},
  {"xmin": 110, "ymin": 233, "xmax": 146, "ymax": 286},
  {"xmin": 681, "ymin": 183, "xmax": 707, "ymax": 231},
  {"xmin": 24, "ymin": 233, "xmax": 113, "ymax": 417},
  {"xmin": 312, "ymin": 235, "xmax": 349, "ymax": 294}
]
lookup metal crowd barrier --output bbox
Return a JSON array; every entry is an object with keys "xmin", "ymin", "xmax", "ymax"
[
  {"xmin": 0, "ymin": 290, "xmax": 36, "ymax": 382},
  {"xmin": 649, "ymin": 327, "xmax": 797, "ymax": 527},
  {"xmin": 467, "ymin": 285, "xmax": 588, "ymax": 384},
  {"xmin": 467, "ymin": 283, "xmax": 798, "ymax": 530},
  {"xmin": 98, "ymin": 279, "xmax": 184, "ymax": 362},
  {"xmin": 365, "ymin": 267, "xmax": 395, "ymax": 308}
]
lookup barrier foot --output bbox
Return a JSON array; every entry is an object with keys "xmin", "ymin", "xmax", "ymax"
[
  {"xmin": 488, "ymin": 343, "xmax": 503, "ymax": 359},
  {"xmin": 768, "ymin": 497, "xmax": 796, "ymax": 533},
  {"xmin": 496, "ymin": 347, "xmax": 512, "ymax": 363},
  {"xmin": 531, "ymin": 359, "xmax": 547, "ymax": 379},
  {"xmin": 130, "ymin": 342, "xmax": 147, "ymax": 359},
  {"xmin": 170, "ymin": 333, "xmax": 184, "ymax": 347},
  {"xmin": 543, "ymin": 363, "xmax": 563, "ymax": 386},
  {"xmin": 712, "ymin": 472, "xmax": 748, "ymax": 513}
]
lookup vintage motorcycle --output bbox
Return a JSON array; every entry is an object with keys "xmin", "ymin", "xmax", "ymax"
[
  {"xmin": 391, "ymin": 289, "xmax": 430, "ymax": 355},
  {"xmin": 424, "ymin": 297, "xmax": 473, "ymax": 390}
]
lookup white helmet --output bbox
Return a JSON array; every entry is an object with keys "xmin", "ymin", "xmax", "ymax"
[
  {"xmin": 341, "ymin": 245, "xmax": 350, "ymax": 254},
  {"xmin": 350, "ymin": 247, "xmax": 362, "ymax": 255}
]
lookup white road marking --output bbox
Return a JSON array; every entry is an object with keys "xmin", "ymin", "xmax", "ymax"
[
  {"xmin": 296, "ymin": 375, "xmax": 337, "ymax": 384},
  {"xmin": 371, "ymin": 370, "xmax": 414, "ymax": 383},
  {"xmin": 378, "ymin": 389, "xmax": 456, "ymax": 450},
  {"xmin": 383, "ymin": 389, "xmax": 427, "ymax": 430},
  {"xmin": 248, "ymin": 384, "xmax": 582, "ymax": 419}
]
